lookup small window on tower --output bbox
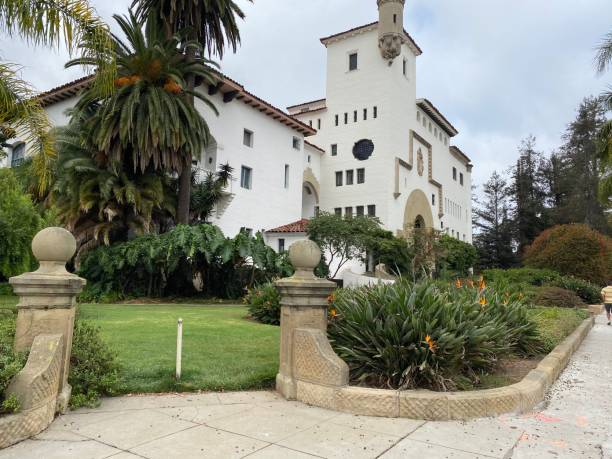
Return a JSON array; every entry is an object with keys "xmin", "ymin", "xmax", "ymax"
[
  {"xmin": 349, "ymin": 52, "xmax": 358, "ymax": 71},
  {"xmin": 393, "ymin": 14, "xmax": 397, "ymax": 24},
  {"xmin": 317, "ymin": 119, "xmax": 321, "ymax": 129},
  {"xmin": 432, "ymin": 194, "xmax": 436, "ymax": 206},
  {"xmin": 344, "ymin": 113, "xmax": 348, "ymax": 124},
  {"xmin": 346, "ymin": 169, "xmax": 354, "ymax": 185},
  {"xmin": 335, "ymin": 171, "xmax": 343, "ymax": 187},
  {"xmin": 373, "ymin": 106, "xmax": 378, "ymax": 118},
  {"xmin": 363, "ymin": 108, "xmax": 368, "ymax": 120},
  {"xmin": 331, "ymin": 144, "xmax": 338, "ymax": 156},
  {"xmin": 403, "ymin": 59, "xmax": 407, "ymax": 76},
  {"xmin": 353, "ymin": 111, "xmax": 357, "ymax": 122},
  {"xmin": 335, "ymin": 115, "xmax": 339, "ymax": 126}
]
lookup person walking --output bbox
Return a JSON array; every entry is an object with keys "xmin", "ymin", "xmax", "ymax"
[{"xmin": 601, "ymin": 282, "xmax": 612, "ymax": 325}]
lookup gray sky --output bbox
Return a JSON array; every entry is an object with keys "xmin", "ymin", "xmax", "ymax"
[{"xmin": 2, "ymin": 0, "xmax": 611, "ymax": 189}]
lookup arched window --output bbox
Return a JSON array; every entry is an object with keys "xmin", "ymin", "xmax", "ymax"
[
  {"xmin": 414, "ymin": 215, "xmax": 425, "ymax": 229},
  {"xmin": 11, "ymin": 143, "xmax": 25, "ymax": 168}
]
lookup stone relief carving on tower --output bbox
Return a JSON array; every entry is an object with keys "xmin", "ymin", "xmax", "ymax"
[
  {"xmin": 417, "ymin": 148, "xmax": 424, "ymax": 176},
  {"xmin": 377, "ymin": 0, "xmax": 406, "ymax": 61}
]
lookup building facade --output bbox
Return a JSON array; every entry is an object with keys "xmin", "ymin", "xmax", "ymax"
[
  {"xmin": 2, "ymin": 0, "xmax": 473, "ymax": 277},
  {"xmin": 289, "ymin": 0, "xmax": 473, "ymax": 243}
]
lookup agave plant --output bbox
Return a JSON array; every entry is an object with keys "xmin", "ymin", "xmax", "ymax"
[
  {"xmin": 68, "ymin": 11, "xmax": 218, "ymax": 175},
  {"xmin": 52, "ymin": 110, "xmax": 175, "ymax": 263}
]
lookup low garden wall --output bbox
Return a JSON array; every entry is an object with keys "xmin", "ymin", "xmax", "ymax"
[
  {"xmin": 293, "ymin": 316, "xmax": 594, "ymax": 420},
  {"xmin": 1, "ymin": 228, "xmax": 85, "ymax": 449},
  {"xmin": 277, "ymin": 240, "xmax": 596, "ymax": 421},
  {"xmin": 0, "ymin": 334, "xmax": 63, "ymax": 449}
]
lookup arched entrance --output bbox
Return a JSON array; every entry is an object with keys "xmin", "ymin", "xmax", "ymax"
[
  {"xmin": 302, "ymin": 168, "xmax": 321, "ymax": 219},
  {"xmin": 302, "ymin": 182, "xmax": 318, "ymax": 218},
  {"xmin": 403, "ymin": 189, "xmax": 434, "ymax": 232}
]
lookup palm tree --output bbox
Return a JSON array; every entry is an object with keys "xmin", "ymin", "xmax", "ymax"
[
  {"xmin": 52, "ymin": 109, "xmax": 176, "ymax": 262},
  {"xmin": 595, "ymin": 32, "xmax": 612, "ymax": 206},
  {"xmin": 190, "ymin": 163, "xmax": 233, "ymax": 223},
  {"xmin": 132, "ymin": 0, "xmax": 251, "ymax": 224},
  {"xmin": 68, "ymin": 12, "xmax": 218, "ymax": 176},
  {"xmin": 0, "ymin": 0, "xmax": 115, "ymax": 197}
]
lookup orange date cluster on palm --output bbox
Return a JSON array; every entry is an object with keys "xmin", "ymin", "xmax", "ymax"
[
  {"xmin": 114, "ymin": 75, "xmax": 142, "ymax": 87},
  {"xmin": 163, "ymin": 78, "xmax": 182, "ymax": 94}
]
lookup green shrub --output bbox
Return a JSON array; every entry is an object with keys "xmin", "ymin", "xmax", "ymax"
[
  {"xmin": 328, "ymin": 280, "xmax": 542, "ymax": 391},
  {"xmin": 437, "ymin": 235, "xmax": 479, "ymax": 276},
  {"xmin": 245, "ymin": 283, "xmax": 281, "ymax": 326},
  {"xmin": 68, "ymin": 319, "xmax": 119, "ymax": 409},
  {"xmin": 552, "ymin": 276, "xmax": 600, "ymax": 304},
  {"xmin": 481, "ymin": 268, "xmax": 560, "ymax": 286},
  {"xmin": 0, "ymin": 169, "xmax": 43, "ymax": 279},
  {"xmin": 80, "ymin": 225, "xmax": 293, "ymax": 300},
  {"xmin": 524, "ymin": 224, "xmax": 612, "ymax": 284},
  {"xmin": 1, "ymin": 394, "xmax": 20, "ymax": 414},
  {"xmin": 534, "ymin": 287, "xmax": 586, "ymax": 309},
  {"xmin": 0, "ymin": 317, "xmax": 26, "ymax": 414},
  {"xmin": 0, "ymin": 284, "xmax": 14, "ymax": 296}
]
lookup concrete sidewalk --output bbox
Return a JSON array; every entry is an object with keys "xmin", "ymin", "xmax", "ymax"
[{"xmin": 1, "ymin": 314, "xmax": 611, "ymax": 459}]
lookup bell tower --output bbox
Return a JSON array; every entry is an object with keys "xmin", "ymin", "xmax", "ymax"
[{"xmin": 377, "ymin": 0, "xmax": 405, "ymax": 61}]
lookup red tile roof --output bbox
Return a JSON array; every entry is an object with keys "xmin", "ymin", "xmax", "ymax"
[
  {"xmin": 35, "ymin": 72, "xmax": 316, "ymax": 136},
  {"xmin": 304, "ymin": 141, "xmax": 325, "ymax": 153},
  {"xmin": 266, "ymin": 219, "xmax": 309, "ymax": 233}
]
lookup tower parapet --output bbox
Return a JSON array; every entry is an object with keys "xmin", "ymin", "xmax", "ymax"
[{"xmin": 377, "ymin": 0, "xmax": 405, "ymax": 61}]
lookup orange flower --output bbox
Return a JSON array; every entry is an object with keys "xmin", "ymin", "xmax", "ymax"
[
  {"xmin": 479, "ymin": 276, "xmax": 486, "ymax": 291},
  {"xmin": 327, "ymin": 293, "xmax": 336, "ymax": 304},
  {"xmin": 329, "ymin": 308, "xmax": 337, "ymax": 318},
  {"xmin": 425, "ymin": 335, "xmax": 437, "ymax": 353},
  {"xmin": 479, "ymin": 296, "xmax": 487, "ymax": 306},
  {"xmin": 454, "ymin": 279, "xmax": 462, "ymax": 289}
]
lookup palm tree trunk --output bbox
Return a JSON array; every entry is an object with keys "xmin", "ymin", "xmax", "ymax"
[{"xmin": 176, "ymin": 44, "xmax": 197, "ymax": 224}]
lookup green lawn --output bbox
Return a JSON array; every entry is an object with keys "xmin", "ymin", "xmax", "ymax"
[
  {"xmin": 0, "ymin": 293, "xmax": 591, "ymax": 395},
  {"xmin": 78, "ymin": 303, "xmax": 279, "ymax": 394}
]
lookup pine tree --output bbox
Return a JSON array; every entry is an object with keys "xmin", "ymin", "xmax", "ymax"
[
  {"xmin": 510, "ymin": 136, "xmax": 549, "ymax": 253},
  {"xmin": 557, "ymin": 97, "xmax": 609, "ymax": 232},
  {"xmin": 473, "ymin": 172, "xmax": 516, "ymax": 269}
]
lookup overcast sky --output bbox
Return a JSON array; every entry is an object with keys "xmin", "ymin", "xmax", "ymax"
[{"xmin": 2, "ymin": 0, "xmax": 611, "ymax": 189}]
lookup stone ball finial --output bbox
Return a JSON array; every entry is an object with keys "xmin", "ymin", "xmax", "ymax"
[
  {"xmin": 289, "ymin": 240, "xmax": 321, "ymax": 278},
  {"xmin": 31, "ymin": 228, "xmax": 77, "ymax": 275}
]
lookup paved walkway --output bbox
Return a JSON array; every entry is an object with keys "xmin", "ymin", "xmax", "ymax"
[{"xmin": 2, "ymin": 314, "xmax": 611, "ymax": 459}]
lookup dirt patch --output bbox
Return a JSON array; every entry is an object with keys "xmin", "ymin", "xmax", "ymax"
[{"xmin": 477, "ymin": 357, "xmax": 541, "ymax": 389}]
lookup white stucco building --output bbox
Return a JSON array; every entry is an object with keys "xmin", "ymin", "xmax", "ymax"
[
  {"xmin": 2, "ymin": 0, "xmax": 473, "ymax": 275},
  {"xmin": 288, "ymin": 0, "xmax": 473, "ymax": 244}
]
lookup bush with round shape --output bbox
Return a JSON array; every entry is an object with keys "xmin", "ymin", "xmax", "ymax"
[
  {"xmin": 551, "ymin": 276, "xmax": 601, "ymax": 304},
  {"xmin": 524, "ymin": 224, "xmax": 612, "ymax": 285},
  {"xmin": 245, "ymin": 283, "xmax": 281, "ymax": 326},
  {"xmin": 328, "ymin": 280, "xmax": 542, "ymax": 391},
  {"xmin": 534, "ymin": 287, "xmax": 586, "ymax": 309}
]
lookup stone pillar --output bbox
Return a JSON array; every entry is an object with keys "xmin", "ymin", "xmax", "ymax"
[
  {"xmin": 9, "ymin": 227, "xmax": 86, "ymax": 413},
  {"xmin": 275, "ymin": 240, "xmax": 336, "ymax": 399}
]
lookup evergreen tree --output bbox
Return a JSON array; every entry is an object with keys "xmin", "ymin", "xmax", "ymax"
[
  {"xmin": 557, "ymin": 97, "xmax": 608, "ymax": 232},
  {"xmin": 510, "ymin": 136, "xmax": 549, "ymax": 253},
  {"xmin": 473, "ymin": 172, "xmax": 516, "ymax": 269}
]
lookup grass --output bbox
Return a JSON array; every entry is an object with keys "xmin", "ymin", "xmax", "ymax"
[
  {"xmin": 527, "ymin": 306, "xmax": 589, "ymax": 353},
  {"xmin": 0, "ymin": 287, "xmax": 591, "ymax": 395},
  {"xmin": 78, "ymin": 303, "xmax": 279, "ymax": 395}
]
